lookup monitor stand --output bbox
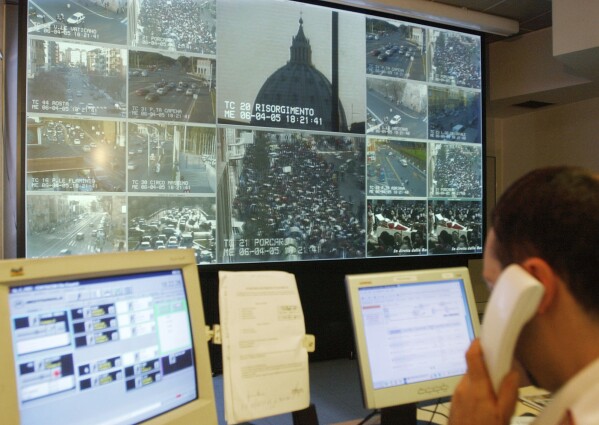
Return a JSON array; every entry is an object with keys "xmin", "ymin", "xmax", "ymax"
[
  {"xmin": 292, "ymin": 403, "xmax": 319, "ymax": 425},
  {"xmin": 380, "ymin": 403, "xmax": 417, "ymax": 425}
]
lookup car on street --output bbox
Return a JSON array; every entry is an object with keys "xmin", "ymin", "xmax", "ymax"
[
  {"xmin": 390, "ymin": 115, "xmax": 402, "ymax": 125},
  {"xmin": 135, "ymin": 88, "xmax": 149, "ymax": 96},
  {"xmin": 195, "ymin": 248, "xmax": 214, "ymax": 264},
  {"xmin": 166, "ymin": 236, "xmax": 179, "ymax": 249},
  {"xmin": 145, "ymin": 93, "xmax": 159, "ymax": 102},
  {"xmin": 76, "ymin": 232, "xmax": 84, "ymax": 240},
  {"xmin": 82, "ymin": 145, "xmax": 91, "ymax": 152},
  {"xmin": 180, "ymin": 234, "xmax": 195, "ymax": 248},
  {"xmin": 127, "ymin": 161, "xmax": 137, "ymax": 170},
  {"xmin": 59, "ymin": 249, "xmax": 72, "ymax": 256},
  {"xmin": 67, "ymin": 12, "xmax": 85, "ymax": 25}
]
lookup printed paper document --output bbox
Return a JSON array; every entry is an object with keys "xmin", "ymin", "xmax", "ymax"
[{"xmin": 219, "ymin": 270, "xmax": 309, "ymax": 424}]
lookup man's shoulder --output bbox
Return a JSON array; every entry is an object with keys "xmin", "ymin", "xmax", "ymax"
[{"xmin": 569, "ymin": 377, "xmax": 599, "ymax": 425}]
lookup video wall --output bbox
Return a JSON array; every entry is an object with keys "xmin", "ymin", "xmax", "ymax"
[{"xmin": 24, "ymin": 0, "xmax": 484, "ymax": 265}]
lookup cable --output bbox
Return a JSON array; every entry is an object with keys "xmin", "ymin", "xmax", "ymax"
[
  {"xmin": 424, "ymin": 401, "xmax": 440, "ymax": 425},
  {"xmin": 419, "ymin": 399, "xmax": 450, "ymax": 424},
  {"xmin": 356, "ymin": 409, "xmax": 379, "ymax": 425}
]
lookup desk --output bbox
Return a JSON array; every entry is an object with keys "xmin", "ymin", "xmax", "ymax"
[{"xmin": 331, "ymin": 386, "xmax": 549, "ymax": 425}]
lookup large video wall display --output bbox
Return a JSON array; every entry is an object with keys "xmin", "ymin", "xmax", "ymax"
[{"xmin": 24, "ymin": 0, "xmax": 484, "ymax": 264}]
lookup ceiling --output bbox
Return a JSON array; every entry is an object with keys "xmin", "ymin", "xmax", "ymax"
[{"xmin": 433, "ymin": 0, "xmax": 553, "ymax": 42}]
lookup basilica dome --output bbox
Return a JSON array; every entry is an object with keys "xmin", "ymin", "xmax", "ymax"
[{"xmin": 251, "ymin": 17, "xmax": 348, "ymax": 132}]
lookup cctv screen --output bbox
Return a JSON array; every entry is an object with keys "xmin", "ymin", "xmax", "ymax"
[
  {"xmin": 357, "ymin": 278, "xmax": 476, "ymax": 388},
  {"xmin": 24, "ymin": 0, "xmax": 483, "ymax": 264},
  {"xmin": 8, "ymin": 269, "xmax": 198, "ymax": 425}
]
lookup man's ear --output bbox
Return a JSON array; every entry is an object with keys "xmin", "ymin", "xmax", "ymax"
[{"xmin": 520, "ymin": 258, "xmax": 558, "ymax": 314}]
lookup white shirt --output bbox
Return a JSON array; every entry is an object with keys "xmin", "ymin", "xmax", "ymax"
[{"xmin": 533, "ymin": 357, "xmax": 599, "ymax": 425}]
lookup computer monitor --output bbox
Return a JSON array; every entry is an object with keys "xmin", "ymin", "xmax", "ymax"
[
  {"xmin": 0, "ymin": 250, "xmax": 218, "ymax": 425},
  {"xmin": 345, "ymin": 267, "xmax": 480, "ymax": 423}
]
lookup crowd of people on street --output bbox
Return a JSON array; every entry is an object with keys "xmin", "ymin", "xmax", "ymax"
[
  {"xmin": 427, "ymin": 201, "xmax": 483, "ymax": 253},
  {"xmin": 431, "ymin": 32, "xmax": 481, "ymax": 89},
  {"xmin": 431, "ymin": 144, "xmax": 482, "ymax": 198},
  {"xmin": 367, "ymin": 200, "xmax": 427, "ymax": 257},
  {"xmin": 232, "ymin": 136, "xmax": 365, "ymax": 260},
  {"xmin": 136, "ymin": 0, "xmax": 216, "ymax": 54}
]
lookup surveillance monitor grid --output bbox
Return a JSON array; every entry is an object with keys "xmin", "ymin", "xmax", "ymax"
[{"xmin": 23, "ymin": 0, "xmax": 484, "ymax": 264}]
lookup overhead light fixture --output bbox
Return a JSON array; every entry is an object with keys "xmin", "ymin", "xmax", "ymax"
[{"xmin": 324, "ymin": 0, "xmax": 519, "ymax": 37}]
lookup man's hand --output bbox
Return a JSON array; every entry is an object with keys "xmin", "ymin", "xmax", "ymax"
[{"xmin": 448, "ymin": 339, "xmax": 520, "ymax": 425}]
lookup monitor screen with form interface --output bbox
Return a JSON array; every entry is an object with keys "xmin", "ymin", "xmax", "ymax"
[
  {"xmin": 345, "ymin": 267, "xmax": 480, "ymax": 414},
  {"xmin": 0, "ymin": 250, "xmax": 217, "ymax": 425}
]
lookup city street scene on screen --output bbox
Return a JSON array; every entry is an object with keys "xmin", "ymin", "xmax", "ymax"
[{"xmin": 24, "ymin": 0, "xmax": 484, "ymax": 264}]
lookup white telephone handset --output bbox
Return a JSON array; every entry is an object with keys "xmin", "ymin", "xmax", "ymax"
[{"xmin": 480, "ymin": 264, "xmax": 545, "ymax": 394}]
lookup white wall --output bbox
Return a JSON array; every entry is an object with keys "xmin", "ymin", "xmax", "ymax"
[
  {"xmin": 491, "ymin": 97, "xmax": 599, "ymax": 194},
  {"xmin": 487, "ymin": 24, "xmax": 599, "ymax": 196}
]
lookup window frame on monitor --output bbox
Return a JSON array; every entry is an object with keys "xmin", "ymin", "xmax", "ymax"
[
  {"xmin": 0, "ymin": 249, "xmax": 218, "ymax": 425},
  {"xmin": 345, "ymin": 266, "xmax": 480, "ymax": 412}
]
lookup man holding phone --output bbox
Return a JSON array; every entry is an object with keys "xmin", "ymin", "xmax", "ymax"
[{"xmin": 449, "ymin": 166, "xmax": 599, "ymax": 425}]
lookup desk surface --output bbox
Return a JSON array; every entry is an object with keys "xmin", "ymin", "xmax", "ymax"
[{"xmin": 331, "ymin": 386, "xmax": 549, "ymax": 425}]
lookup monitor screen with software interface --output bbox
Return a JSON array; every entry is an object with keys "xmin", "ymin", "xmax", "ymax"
[
  {"xmin": 0, "ymin": 250, "xmax": 217, "ymax": 425},
  {"xmin": 345, "ymin": 267, "xmax": 479, "ymax": 411}
]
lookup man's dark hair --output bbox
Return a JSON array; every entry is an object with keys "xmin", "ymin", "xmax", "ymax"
[{"xmin": 491, "ymin": 166, "xmax": 599, "ymax": 315}]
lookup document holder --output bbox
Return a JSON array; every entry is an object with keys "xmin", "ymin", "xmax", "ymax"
[{"xmin": 209, "ymin": 270, "xmax": 317, "ymax": 425}]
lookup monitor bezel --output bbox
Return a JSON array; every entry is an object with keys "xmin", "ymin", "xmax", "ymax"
[
  {"xmin": 345, "ymin": 266, "xmax": 480, "ymax": 409},
  {"xmin": 0, "ymin": 249, "xmax": 218, "ymax": 425}
]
